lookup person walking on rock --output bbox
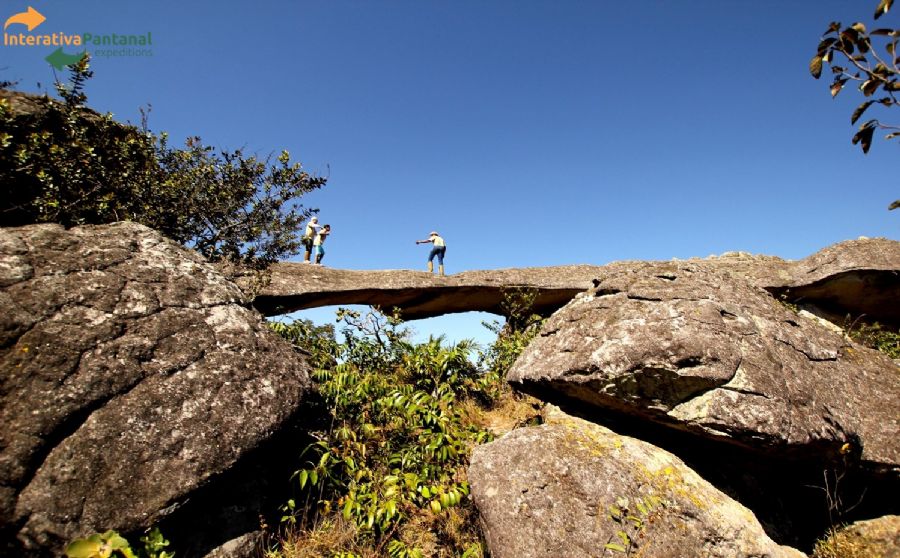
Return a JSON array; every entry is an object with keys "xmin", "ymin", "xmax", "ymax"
[
  {"xmin": 313, "ymin": 224, "xmax": 331, "ymax": 265},
  {"xmin": 416, "ymin": 231, "xmax": 446, "ymax": 276},
  {"xmin": 302, "ymin": 216, "xmax": 322, "ymax": 263}
]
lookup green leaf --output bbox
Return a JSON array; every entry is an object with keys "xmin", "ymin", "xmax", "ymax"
[
  {"xmin": 107, "ymin": 534, "xmax": 130, "ymax": 550},
  {"xmin": 298, "ymin": 469, "xmax": 308, "ymax": 489},
  {"xmin": 342, "ymin": 498, "xmax": 354, "ymax": 520},
  {"xmin": 65, "ymin": 539, "xmax": 102, "ymax": 558},
  {"xmin": 809, "ymin": 55, "xmax": 824, "ymax": 79},
  {"xmin": 604, "ymin": 543, "xmax": 627, "ymax": 552},
  {"xmin": 429, "ymin": 499, "xmax": 442, "ymax": 514}
]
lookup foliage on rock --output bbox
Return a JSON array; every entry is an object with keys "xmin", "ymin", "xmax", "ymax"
[
  {"xmin": 847, "ymin": 321, "xmax": 900, "ymax": 359},
  {"xmin": 0, "ymin": 57, "xmax": 325, "ymax": 268},
  {"xmin": 65, "ymin": 528, "xmax": 172, "ymax": 558}
]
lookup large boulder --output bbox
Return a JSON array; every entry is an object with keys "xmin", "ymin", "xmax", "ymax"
[
  {"xmin": 469, "ymin": 407, "xmax": 805, "ymax": 558},
  {"xmin": 0, "ymin": 223, "xmax": 311, "ymax": 556},
  {"xmin": 507, "ymin": 259, "xmax": 900, "ymax": 476}
]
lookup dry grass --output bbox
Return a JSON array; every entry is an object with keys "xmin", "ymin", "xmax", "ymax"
[
  {"xmin": 264, "ymin": 517, "xmax": 377, "ymax": 558},
  {"xmin": 264, "ymin": 507, "xmax": 486, "ymax": 558},
  {"xmin": 459, "ymin": 387, "xmax": 543, "ymax": 438},
  {"xmin": 812, "ymin": 524, "xmax": 895, "ymax": 558}
]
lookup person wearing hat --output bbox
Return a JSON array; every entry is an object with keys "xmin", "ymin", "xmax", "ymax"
[
  {"xmin": 301, "ymin": 216, "xmax": 322, "ymax": 263},
  {"xmin": 416, "ymin": 231, "xmax": 446, "ymax": 276}
]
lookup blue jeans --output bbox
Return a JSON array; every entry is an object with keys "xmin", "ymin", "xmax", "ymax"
[{"xmin": 428, "ymin": 246, "xmax": 446, "ymax": 265}]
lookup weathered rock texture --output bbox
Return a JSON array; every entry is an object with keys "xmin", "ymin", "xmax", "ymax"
[
  {"xmin": 0, "ymin": 223, "xmax": 311, "ymax": 556},
  {"xmin": 507, "ymin": 257, "xmax": 900, "ymax": 475},
  {"xmin": 250, "ymin": 238, "xmax": 900, "ymax": 325},
  {"xmin": 765, "ymin": 237, "xmax": 900, "ymax": 328},
  {"xmin": 469, "ymin": 407, "xmax": 805, "ymax": 558},
  {"xmin": 250, "ymin": 265, "xmax": 595, "ymax": 319}
]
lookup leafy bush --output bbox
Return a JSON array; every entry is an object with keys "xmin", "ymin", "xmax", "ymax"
[
  {"xmin": 65, "ymin": 528, "xmax": 172, "ymax": 558},
  {"xmin": 477, "ymin": 287, "xmax": 545, "ymax": 401},
  {"xmin": 0, "ymin": 57, "xmax": 325, "ymax": 268},
  {"xmin": 268, "ymin": 308, "xmax": 511, "ymax": 557},
  {"xmin": 269, "ymin": 318, "xmax": 339, "ymax": 369},
  {"xmin": 847, "ymin": 321, "xmax": 900, "ymax": 359}
]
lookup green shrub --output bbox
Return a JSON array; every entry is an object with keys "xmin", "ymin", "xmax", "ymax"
[
  {"xmin": 847, "ymin": 322, "xmax": 900, "ymax": 360},
  {"xmin": 269, "ymin": 309, "xmax": 498, "ymax": 557},
  {"xmin": 65, "ymin": 527, "xmax": 172, "ymax": 558},
  {"xmin": 0, "ymin": 57, "xmax": 325, "ymax": 268}
]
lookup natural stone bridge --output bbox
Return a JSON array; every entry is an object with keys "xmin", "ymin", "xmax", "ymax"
[
  {"xmin": 248, "ymin": 237, "xmax": 900, "ymax": 325},
  {"xmin": 249, "ymin": 265, "xmax": 600, "ymax": 319}
]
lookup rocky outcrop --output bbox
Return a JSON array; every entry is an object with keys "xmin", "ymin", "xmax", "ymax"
[
  {"xmin": 2, "ymin": 222, "xmax": 896, "ymax": 557},
  {"xmin": 469, "ymin": 407, "xmax": 805, "ymax": 558},
  {"xmin": 765, "ymin": 237, "xmax": 900, "ymax": 328},
  {"xmin": 250, "ymin": 238, "xmax": 900, "ymax": 325},
  {"xmin": 507, "ymin": 257, "xmax": 900, "ymax": 475},
  {"xmin": 0, "ymin": 223, "xmax": 311, "ymax": 557},
  {"xmin": 249, "ymin": 265, "xmax": 596, "ymax": 319}
]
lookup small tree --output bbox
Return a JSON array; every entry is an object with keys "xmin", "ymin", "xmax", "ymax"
[{"xmin": 0, "ymin": 56, "xmax": 326, "ymax": 266}]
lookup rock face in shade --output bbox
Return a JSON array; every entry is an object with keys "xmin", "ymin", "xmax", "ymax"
[
  {"xmin": 506, "ymin": 258, "xmax": 900, "ymax": 476},
  {"xmin": 469, "ymin": 407, "xmax": 805, "ymax": 558},
  {"xmin": 0, "ymin": 223, "xmax": 311, "ymax": 557}
]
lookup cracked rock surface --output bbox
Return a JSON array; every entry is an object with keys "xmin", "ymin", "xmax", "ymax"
[
  {"xmin": 507, "ymin": 259, "xmax": 900, "ymax": 475},
  {"xmin": 469, "ymin": 407, "xmax": 805, "ymax": 558},
  {"xmin": 0, "ymin": 223, "xmax": 311, "ymax": 556}
]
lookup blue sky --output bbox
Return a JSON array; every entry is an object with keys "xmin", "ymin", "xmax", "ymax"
[{"xmin": 2, "ymin": 1, "xmax": 897, "ymax": 346}]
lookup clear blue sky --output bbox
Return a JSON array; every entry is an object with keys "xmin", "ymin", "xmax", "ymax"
[{"xmin": 3, "ymin": 1, "xmax": 897, "ymax": 346}]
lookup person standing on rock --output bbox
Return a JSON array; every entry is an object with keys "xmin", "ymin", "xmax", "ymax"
[
  {"xmin": 302, "ymin": 216, "xmax": 322, "ymax": 263},
  {"xmin": 416, "ymin": 231, "xmax": 446, "ymax": 276},
  {"xmin": 313, "ymin": 224, "xmax": 331, "ymax": 265}
]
